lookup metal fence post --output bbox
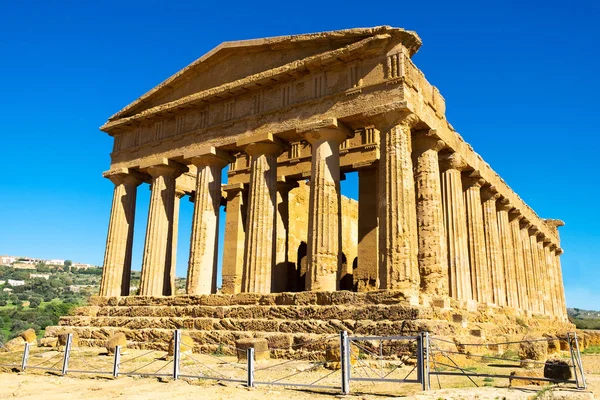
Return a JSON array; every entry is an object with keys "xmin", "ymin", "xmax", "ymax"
[
  {"xmin": 247, "ymin": 348, "xmax": 255, "ymax": 388},
  {"xmin": 21, "ymin": 342, "xmax": 30, "ymax": 371},
  {"xmin": 573, "ymin": 332, "xmax": 587, "ymax": 389},
  {"xmin": 112, "ymin": 345, "xmax": 121, "ymax": 378},
  {"xmin": 340, "ymin": 330, "xmax": 350, "ymax": 395},
  {"xmin": 425, "ymin": 332, "xmax": 431, "ymax": 391},
  {"xmin": 417, "ymin": 332, "xmax": 424, "ymax": 388},
  {"xmin": 173, "ymin": 329, "xmax": 181, "ymax": 380},
  {"xmin": 61, "ymin": 333, "xmax": 73, "ymax": 376},
  {"xmin": 567, "ymin": 332, "xmax": 580, "ymax": 387}
]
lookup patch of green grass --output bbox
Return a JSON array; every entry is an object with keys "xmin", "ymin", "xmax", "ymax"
[
  {"xmin": 516, "ymin": 317, "xmax": 528, "ymax": 328},
  {"xmin": 582, "ymin": 345, "xmax": 600, "ymax": 355},
  {"xmin": 501, "ymin": 349, "xmax": 519, "ymax": 360},
  {"xmin": 212, "ymin": 344, "xmax": 225, "ymax": 356}
]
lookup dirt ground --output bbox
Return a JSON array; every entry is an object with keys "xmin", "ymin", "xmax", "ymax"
[{"xmin": 0, "ymin": 347, "xmax": 597, "ymax": 399}]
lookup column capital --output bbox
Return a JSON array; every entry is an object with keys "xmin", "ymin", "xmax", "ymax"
[
  {"xmin": 508, "ymin": 208, "xmax": 523, "ymax": 222},
  {"xmin": 361, "ymin": 102, "xmax": 419, "ymax": 132},
  {"xmin": 297, "ymin": 118, "xmax": 350, "ymax": 145},
  {"xmin": 184, "ymin": 146, "xmax": 234, "ymax": 168},
  {"xmin": 237, "ymin": 132, "xmax": 287, "ymax": 157},
  {"xmin": 141, "ymin": 159, "xmax": 188, "ymax": 178},
  {"xmin": 496, "ymin": 197, "xmax": 513, "ymax": 212},
  {"xmin": 412, "ymin": 130, "xmax": 445, "ymax": 154},
  {"xmin": 520, "ymin": 217, "xmax": 532, "ymax": 230},
  {"xmin": 223, "ymin": 182, "xmax": 245, "ymax": 194},
  {"xmin": 462, "ymin": 170, "xmax": 485, "ymax": 189},
  {"xmin": 528, "ymin": 225, "xmax": 539, "ymax": 236},
  {"xmin": 439, "ymin": 152, "xmax": 468, "ymax": 172},
  {"xmin": 481, "ymin": 185, "xmax": 500, "ymax": 202},
  {"xmin": 103, "ymin": 168, "xmax": 146, "ymax": 186},
  {"xmin": 556, "ymin": 247, "xmax": 564, "ymax": 255}
]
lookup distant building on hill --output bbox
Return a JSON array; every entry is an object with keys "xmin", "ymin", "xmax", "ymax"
[
  {"xmin": 30, "ymin": 273, "xmax": 50, "ymax": 280},
  {"xmin": 7, "ymin": 279, "xmax": 25, "ymax": 287},
  {"xmin": 46, "ymin": 259, "xmax": 65, "ymax": 266},
  {"xmin": 0, "ymin": 256, "xmax": 16, "ymax": 265},
  {"xmin": 71, "ymin": 263, "xmax": 98, "ymax": 270}
]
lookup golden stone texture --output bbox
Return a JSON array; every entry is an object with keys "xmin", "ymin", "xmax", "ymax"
[{"xmin": 91, "ymin": 26, "xmax": 568, "ymax": 338}]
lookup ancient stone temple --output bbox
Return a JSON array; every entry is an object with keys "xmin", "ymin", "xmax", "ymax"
[{"xmin": 50, "ymin": 27, "xmax": 572, "ymax": 350}]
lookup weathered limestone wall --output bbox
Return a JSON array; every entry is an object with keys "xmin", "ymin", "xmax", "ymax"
[{"xmin": 287, "ymin": 181, "xmax": 358, "ymax": 291}]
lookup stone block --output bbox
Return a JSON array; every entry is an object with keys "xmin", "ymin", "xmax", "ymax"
[
  {"xmin": 432, "ymin": 297, "xmax": 450, "ymax": 309},
  {"xmin": 168, "ymin": 331, "xmax": 194, "ymax": 356},
  {"xmin": 544, "ymin": 359, "xmax": 572, "ymax": 381},
  {"xmin": 58, "ymin": 332, "xmax": 80, "ymax": 349},
  {"xmin": 235, "ymin": 338, "xmax": 269, "ymax": 362},
  {"xmin": 325, "ymin": 344, "xmax": 357, "ymax": 370},
  {"xmin": 39, "ymin": 337, "xmax": 58, "ymax": 348},
  {"xmin": 519, "ymin": 337, "xmax": 548, "ymax": 362},
  {"xmin": 452, "ymin": 313, "xmax": 468, "ymax": 328},
  {"xmin": 3, "ymin": 337, "xmax": 25, "ymax": 352},
  {"xmin": 509, "ymin": 369, "xmax": 547, "ymax": 387},
  {"xmin": 20, "ymin": 328, "xmax": 37, "ymax": 343},
  {"xmin": 106, "ymin": 332, "xmax": 127, "ymax": 355}
]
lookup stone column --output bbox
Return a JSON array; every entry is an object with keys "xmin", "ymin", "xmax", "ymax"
[
  {"xmin": 555, "ymin": 248, "xmax": 567, "ymax": 320},
  {"xmin": 240, "ymin": 136, "xmax": 283, "ymax": 293},
  {"xmin": 440, "ymin": 153, "xmax": 472, "ymax": 302},
  {"xmin": 509, "ymin": 211, "xmax": 528, "ymax": 311},
  {"xmin": 463, "ymin": 173, "xmax": 491, "ymax": 304},
  {"xmin": 482, "ymin": 187, "xmax": 506, "ymax": 306},
  {"xmin": 372, "ymin": 111, "xmax": 420, "ymax": 292},
  {"xmin": 534, "ymin": 233, "xmax": 547, "ymax": 314},
  {"xmin": 221, "ymin": 183, "xmax": 247, "ymax": 294},
  {"xmin": 543, "ymin": 240, "xmax": 557, "ymax": 316},
  {"xmin": 355, "ymin": 167, "xmax": 379, "ymax": 291},
  {"xmin": 497, "ymin": 198, "xmax": 518, "ymax": 308},
  {"xmin": 548, "ymin": 244, "xmax": 560, "ymax": 318},
  {"xmin": 301, "ymin": 121, "xmax": 348, "ymax": 291},
  {"xmin": 139, "ymin": 162, "xmax": 186, "ymax": 296},
  {"xmin": 412, "ymin": 132, "xmax": 447, "ymax": 296},
  {"xmin": 528, "ymin": 227, "xmax": 543, "ymax": 314},
  {"xmin": 99, "ymin": 170, "xmax": 142, "ymax": 297},
  {"xmin": 186, "ymin": 148, "xmax": 232, "ymax": 295},
  {"xmin": 164, "ymin": 189, "xmax": 185, "ymax": 296},
  {"xmin": 519, "ymin": 220, "xmax": 535, "ymax": 312},
  {"xmin": 273, "ymin": 178, "xmax": 298, "ymax": 293}
]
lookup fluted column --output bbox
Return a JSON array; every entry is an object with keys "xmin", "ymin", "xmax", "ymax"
[
  {"xmin": 186, "ymin": 148, "xmax": 231, "ymax": 295},
  {"xmin": 497, "ymin": 198, "xmax": 518, "ymax": 308},
  {"xmin": 139, "ymin": 163, "xmax": 185, "ymax": 296},
  {"xmin": 373, "ymin": 111, "xmax": 420, "ymax": 292},
  {"xmin": 543, "ymin": 240, "xmax": 557, "ymax": 316},
  {"xmin": 221, "ymin": 183, "xmax": 247, "ymax": 294},
  {"xmin": 412, "ymin": 132, "xmax": 447, "ymax": 296},
  {"xmin": 303, "ymin": 124, "xmax": 348, "ymax": 291},
  {"xmin": 164, "ymin": 189, "xmax": 185, "ymax": 296},
  {"xmin": 355, "ymin": 167, "xmax": 379, "ymax": 291},
  {"xmin": 535, "ymin": 235, "xmax": 550, "ymax": 315},
  {"xmin": 555, "ymin": 248, "xmax": 567, "ymax": 320},
  {"xmin": 528, "ymin": 227, "xmax": 543, "ymax": 314},
  {"xmin": 100, "ymin": 170, "xmax": 142, "ymax": 297},
  {"xmin": 482, "ymin": 188, "xmax": 505, "ymax": 306},
  {"xmin": 242, "ymin": 140, "xmax": 283, "ymax": 293},
  {"xmin": 273, "ymin": 178, "xmax": 298, "ymax": 293},
  {"xmin": 509, "ymin": 211, "xmax": 528, "ymax": 311},
  {"xmin": 463, "ymin": 173, "xmax": 491, "ymax": 304},
  {"xmin": 548, "ymin": 244, "xmax": 560, "ymax": 318},
  {"xmin": 440, "ymin": 153, "xmax": 472, "ymax": 301},
  {"xmin": 520, "ymin": 220, "xmax": 535, "ymax": 312}
]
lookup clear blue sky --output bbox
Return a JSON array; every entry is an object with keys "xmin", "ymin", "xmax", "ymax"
[{"xmin": 0, "ymin": 1, "xmax": 598, "ymax": 309}]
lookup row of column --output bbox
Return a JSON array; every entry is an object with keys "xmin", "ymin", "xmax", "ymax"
[
  {"xmin": 411, "ymin": 131, "xmax": 567, "ymax": 319},
  {"xmin": 99, "ymin": 110, "xmax": 567, "ymax": 320}
]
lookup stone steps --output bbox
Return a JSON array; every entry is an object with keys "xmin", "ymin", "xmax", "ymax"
[
  {"xmin": 76, "ymin": 304, "xmax": 427, "ymax": 321},
  {"xmin": 46, "ymin": 292, "xmax": 576, "ymax": 354}
]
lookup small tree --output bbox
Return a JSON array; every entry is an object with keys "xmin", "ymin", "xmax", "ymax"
[
  {"xmin": 64, "ymin": 260, "xmax": 72, "ymax": 268},
  {"xmin": 29, "ymin": 297, "xmax": 42, "ymax": 308}
]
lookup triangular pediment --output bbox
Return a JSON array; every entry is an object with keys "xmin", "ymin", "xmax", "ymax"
[{"xmin": 107, "ymin": 26, "xmax": 420, "ymax": 123}]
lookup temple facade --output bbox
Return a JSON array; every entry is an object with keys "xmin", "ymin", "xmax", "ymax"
[{"xmin": 98, "ymin": 27, "xmax": 567, "ymax": 321}]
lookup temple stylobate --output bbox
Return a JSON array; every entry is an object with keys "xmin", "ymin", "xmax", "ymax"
[{"xmin": 98, "ymin": 26, "xmax": 567, "ymax": 321}]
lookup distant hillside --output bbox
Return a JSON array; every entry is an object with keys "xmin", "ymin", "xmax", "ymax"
[{"xmin": 568, "ymin": 307, "xmax": 600, "ymax": 330}]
